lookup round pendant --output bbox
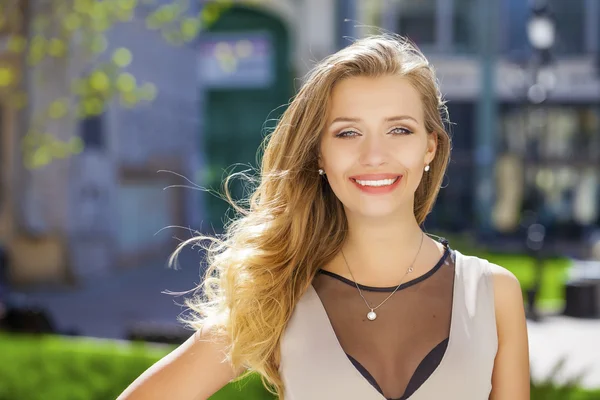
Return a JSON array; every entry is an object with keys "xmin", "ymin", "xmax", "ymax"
[{"xmin": 367, "ymin": 311, "xmax": 377, "ymax": 321}]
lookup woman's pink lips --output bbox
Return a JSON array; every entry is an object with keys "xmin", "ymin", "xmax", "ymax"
[{"xmin": 349, "ymin": 174, "xmax": 402, "ymax": 195}]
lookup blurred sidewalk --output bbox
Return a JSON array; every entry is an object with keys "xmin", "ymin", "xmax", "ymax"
[
  {"xmin": 528, "ymin": 316, "xmax": 600, "ymax": 389},
  {"xmin": 10, "ymin": 250, "xmax": 600, "ymax": 389}
]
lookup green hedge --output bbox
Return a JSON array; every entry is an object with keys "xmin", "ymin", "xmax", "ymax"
[
  {"xmin": 1, "ymin": 333, "xmax": 599, "ymax": 400},
  {"xmin": 0, "ymin": 333, "xmax": 274, "ymax": 400},
  {"xmin": 531, "ymin": 383, "xmax": 600, "ymax": 400}
]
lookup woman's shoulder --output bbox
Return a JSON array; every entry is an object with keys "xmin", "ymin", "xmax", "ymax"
[
  {"xmin": 455, "ymin": 250, "xmax": 519, "ymax": 284},
  {"xmin": 455, "ymin": 249, "xmax": 524, "ymax": 321}
]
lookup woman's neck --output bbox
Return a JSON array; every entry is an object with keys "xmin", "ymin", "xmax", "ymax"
[{"xmin": 327, "ymin": 209, "xmax": 443, "ymax": 287}]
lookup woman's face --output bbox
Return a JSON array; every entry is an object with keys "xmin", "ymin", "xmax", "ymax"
[{"xmin": 319, "ymin": 75, "xmax": 437, "ymax": 220}]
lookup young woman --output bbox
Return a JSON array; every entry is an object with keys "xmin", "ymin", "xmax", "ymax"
[{"xmin": 118, "ymin": 35, "xmax": 530, "ymax": 400}]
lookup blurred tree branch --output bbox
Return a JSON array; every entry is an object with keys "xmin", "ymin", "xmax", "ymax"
[{"xmin": 0, "ymin": 0, "xmax": 245, "ymax": 169}]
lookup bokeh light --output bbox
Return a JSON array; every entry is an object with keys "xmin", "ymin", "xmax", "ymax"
[
  {"xmin": 113, "ymin": 47, "xmax": 133, "ymax": 67},
  {"xmin": 48, "ymin": 38, "xmax": 67, "ymax": 57},
  {"xmin": 90, "ymin": 71, "xmax": 110, "ymax": 92},
  {"xmin": 27, "ymin": 35, "xmax": 46, "ymax": 65},
  {"xmin": 69, "ymin": 136, "xmax": 84, "ymax": 154},
  {"xmin": 82, "ymin": 97, "xmax": 105, "ymax": 116},
  {"xmin": 140, "ymin": 82, "xmax": 157, "ymax": 101},
  {"xmin": 63, "ymin": 14, "xmax": 82, "ymax": 31},
  {"xmin": 7, "ymin": 35, "xmax": 27, "ymax": 53},
  {"xmin": 48, "ymin": 98, "xmax": 69, "ymax": 119},
  {"xmin": 181, "ymin": 17, "xmax": 200, "ymax": 40},
  {"xmin": 0, "ymin": 66, "xmax": 15, "ymax": 87},
  {"xmin": 90, "ymin": 35, "xmax": 108, "ymax": 53},
  {"xmin": 201, "ymin": 4, "xmax": 220, "ymax": 25},
  {"xmin": 235, "ymin": 40, "xmax": 253, "ymax": 58},
  {"xmin": 120, "ymin": 91, "xmax": 138, "ymax": 107},
  {"xmin": 116, "ymin": 73, "xmax": 136, "ymax": 92}
]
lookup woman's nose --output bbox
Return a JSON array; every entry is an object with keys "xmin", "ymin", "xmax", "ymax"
[{"xmin": 359, "ymin": 135, "xmax": 387, "ymax": 167}]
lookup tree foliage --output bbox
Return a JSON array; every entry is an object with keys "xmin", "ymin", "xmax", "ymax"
[{"xmin": 0, "ymin": 0, "xmax": 242, "ymax": 168}]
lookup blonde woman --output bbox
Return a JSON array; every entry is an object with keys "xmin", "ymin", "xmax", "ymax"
[{"xmin": 118, "ymin": 35, "xmax": 530, "ymax": 400}]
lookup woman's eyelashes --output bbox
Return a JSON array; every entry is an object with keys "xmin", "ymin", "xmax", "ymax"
[
  {"xmin": 334, "ymin": 126, "xmax": 414, "ymax": 138},
  {"xmin": 389, "ymin": 127, "xmax": 414, "ymax": 135},
  {"xmin": 335, "ymin": 129, "xmax": 360, "ymax": 138}
]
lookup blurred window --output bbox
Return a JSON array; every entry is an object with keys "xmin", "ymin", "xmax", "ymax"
[
  {"xmin": 452, "ymin": 0, "xmax": 478, "ymax": 53},
  {"xmin": 548, "ymin": 0, "xmax": 585, "ymax": 55},
  {"xmin": 496, "ymin": 104, "xmax": 600, "ymax": 236},
  {"xmin": 504, "ymin": 0, "xmax": 529, "ymax": 56},
  {"xmin": 79, "ymin": 114, "xmax": 104, "ymax": 150},
  {"xmin": 396, "ymin": 0, "xmax": 437, "ymax": 46},
  {"xmin": 500, "ymin": 105, "xmax": 600, "ymax": 163},
  {"xmin": 428, "ymin": 102, "xmax": 476, "ymax": 232},
  {"xmin": 446, "ymin": 102, "xmax": 475, "ymax": 152}
]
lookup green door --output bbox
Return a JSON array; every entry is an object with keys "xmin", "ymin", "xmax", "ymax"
[{"xmin": 201, "ymin": 6, "xmax": 292, "ymax": 232}]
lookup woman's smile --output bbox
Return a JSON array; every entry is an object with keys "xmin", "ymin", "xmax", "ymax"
[{"xmin": 350, "ymin": 173, "xmax": 402, "ymax": 194}]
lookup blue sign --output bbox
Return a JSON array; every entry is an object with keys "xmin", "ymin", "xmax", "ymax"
[{"xmin": 198, "ymin": 32, "xmax": 274, "ymax": 89}]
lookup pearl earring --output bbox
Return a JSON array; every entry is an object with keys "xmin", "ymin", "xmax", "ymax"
[
  {"xmin": 318, "ymin": 168, "xmax": 325, "ymax": 175},
  {"xmin": 424, "ymin": 165, "xmax": 430, "ymax": 172}
]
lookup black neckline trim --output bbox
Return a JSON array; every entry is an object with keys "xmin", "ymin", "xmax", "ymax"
[{"xmin": 318, "ymin": 245, "xmax": 451, "ymax": 293}]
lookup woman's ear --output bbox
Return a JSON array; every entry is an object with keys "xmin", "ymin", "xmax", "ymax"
[{"xmin": 426, "ymin": 131, "xmax": 438, "ymax": 164}]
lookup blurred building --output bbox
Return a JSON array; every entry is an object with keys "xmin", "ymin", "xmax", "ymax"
[
  {"xmin": 65, "ymin": 3, "xmax": 201, "ymax": 280},
  {"xmin": 2, "ymin": 1, "xmax": 202, "ymax": 285},
  {"xmin": 350, "ymin": 0, "xmax": 600, "ymax": 253}
]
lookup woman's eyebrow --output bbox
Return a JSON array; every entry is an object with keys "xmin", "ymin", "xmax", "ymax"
[
  {"xmin": 384, "ymin": 115, "xmax": 419, "ymax": 124},
  {"xmin": 329, "ymin": 117, "xmax": 361, "ymax": 124},
  {"xmin": 329, "ymin": 115, "xmax": 419, "ymax": 125}
]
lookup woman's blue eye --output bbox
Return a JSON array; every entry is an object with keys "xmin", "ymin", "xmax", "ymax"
[
  {"xmin": 335, "ymin": 130, "xmax": 359, "ymax": 138},
  {"xmin": 390, "ymin": 127, "xmax": 413, "ymax": 135}
]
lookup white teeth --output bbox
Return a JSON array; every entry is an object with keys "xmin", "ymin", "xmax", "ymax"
[{"xmin": 355, "ymin": 178, "xmax": 398, "ymax": 187}]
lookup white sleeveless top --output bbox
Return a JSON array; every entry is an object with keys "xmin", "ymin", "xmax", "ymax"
[{"xmin": 279, "ymin": 250, "xmax": 498, "ymax": 399}]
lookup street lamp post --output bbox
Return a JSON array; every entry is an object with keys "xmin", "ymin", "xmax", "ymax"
[{"xmin": 524, "ymin": 0, "xmax": 556, "ymax": 321}]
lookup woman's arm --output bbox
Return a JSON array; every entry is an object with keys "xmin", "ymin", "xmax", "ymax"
[
  {"xmin": 117, "ymin": 325, "xmax": 243, "ymax": 400},
  {"xmin": 489, "ymin": 264, "xmax": 530, "ymax": 400}
]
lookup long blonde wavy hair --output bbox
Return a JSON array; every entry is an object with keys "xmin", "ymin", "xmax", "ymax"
[{"xmin": 172, "ymin": 34, "xmax": 451, "ymax": 398}]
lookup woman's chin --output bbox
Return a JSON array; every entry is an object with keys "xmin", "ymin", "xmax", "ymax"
[{"xmin": 346, "ymin": 205, "xmax": 405, "ymax": 221}]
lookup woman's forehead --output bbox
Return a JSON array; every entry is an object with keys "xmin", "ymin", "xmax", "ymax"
[{"xmin": 327, "ymin": 75, "xmax": 424, "ymax": 125}]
